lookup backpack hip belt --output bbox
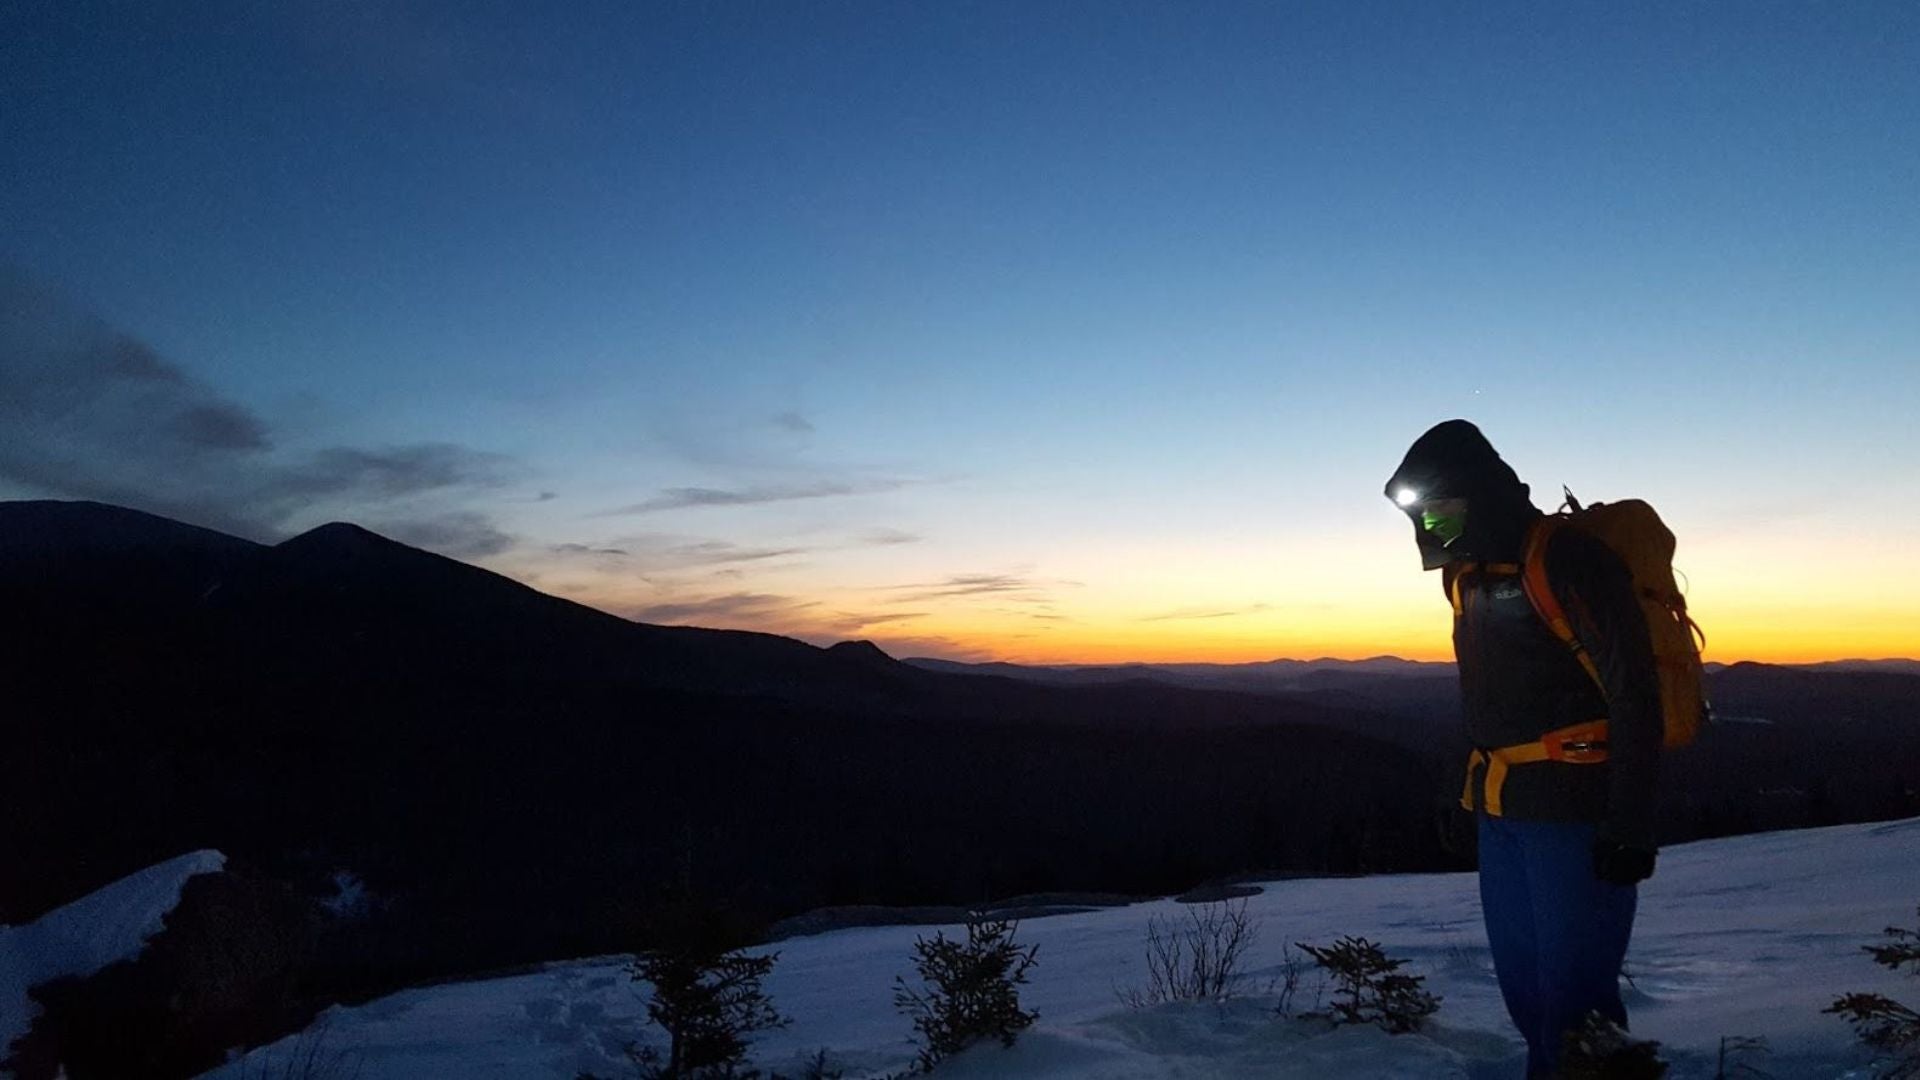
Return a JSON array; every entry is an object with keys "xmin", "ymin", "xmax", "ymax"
[{"xmin": 1460, "ymin": 720, "xmax": 1611, "ymax": 816}]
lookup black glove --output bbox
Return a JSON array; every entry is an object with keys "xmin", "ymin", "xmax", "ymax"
[{"xmin": 1592, "ymin": 837, "xmax": 1657, "ymax": 885}]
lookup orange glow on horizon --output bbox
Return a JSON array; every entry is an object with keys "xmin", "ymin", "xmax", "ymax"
[
  {"xmin": 807, "ymin": 607, "xmax": 1917, "ymax": 666},
  {"xmin": 867, "ymin": 626, "xmax": 1918, "ymax": 667},
  {"xmin": 538, "ymin": 579, "xmax": 1918, "ymax": 666},
  {"xmin": 841, "ymin": 602, "xmax": 1920, "ymax": 666},
  {"xmin": 522, "ymin": 528, "xmax": 1920, "ymax": 667}
]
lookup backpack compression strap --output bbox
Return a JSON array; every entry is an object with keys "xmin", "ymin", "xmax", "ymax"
[{"xmin": 1519, "ymin": 517, "xmax": 1604, "ymax": 688}]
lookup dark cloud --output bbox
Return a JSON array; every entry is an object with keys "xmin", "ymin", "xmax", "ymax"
[
  {"xmin": 373, "ymin": 511, "xmax": 515, "ymax": 558},
  {"xmin": 0, "ymin": 271, "xmax": 514, "ymax": 553},
  {"xmin": 174, "ymin": 403, "xmax": 272, "ymax": 450},
  {"xmin": 603, "ymin": 479, "xmax": 901, "ymax": 516},
  {"xmin": 101, "ymin": 337, "xmax": 186, "ymax": 383},
  {"xmin": 771, "ymin": 411, "xmax": 814, "ymax": 434},
  {"xmin": 274, "ymin": 444, "xmax": 509, "ymax": 501}
]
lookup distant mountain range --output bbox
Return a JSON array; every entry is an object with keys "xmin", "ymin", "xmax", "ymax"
[
  {"xmin": 910, "ymin": 655, "xmax": 1920, "ymax": 685},
  {"xmin": 0, "ymin": 500, "xmax": 1452, "ymax": 997},
  {"xmin": 1764, "ymin": 658, "xmax": 1920, "ymax": 675},
  {"xmin": 4, "ymin": 498, "xmax": 1916, "ymax": 1012},
  {"xmin": 903, "ymin": 655, "xmax": 1454, "ymax": 692}
]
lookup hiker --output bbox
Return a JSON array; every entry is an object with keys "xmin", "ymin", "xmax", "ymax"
[{"xmin": 1385, "ymin": 419, "xmax": 1664, "ymax": 1078}]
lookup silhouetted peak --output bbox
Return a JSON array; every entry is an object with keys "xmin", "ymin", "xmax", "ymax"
[
  {"xmin": 1720, "ymin": 661, "xmax": 1789, "ymax": 675},
  {"xmin": 280, "ymin": 520, "xmax": 383, "ymax": 545},
  {"xmin": 827, "ymin": 639, "xmax": 894, "ymax": 665},
  {"xmin": 269, "ymin": 521, "xmax": 453, "ymax": 577},
  {"xmin": 274, "ymin": 521, "xmax": 419, "ymax": 559},
  {"xmin": 0, "ymin": 499, "xmax": 262, "ymax": 558}
]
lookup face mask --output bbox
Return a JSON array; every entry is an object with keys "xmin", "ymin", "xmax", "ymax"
[{"xmin": 1420, "ymin": 498, "xmax": 1467, "ymax": 546}]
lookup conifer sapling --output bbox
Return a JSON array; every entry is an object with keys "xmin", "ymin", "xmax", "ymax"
[
  {"xmin": 1826, "ymin": 904, "xmax": 1920, "ymax": 1080},
  {"xmin": 893, "ymin": 915, "xmax": 1039, "ymax": 1073},
  {"xmin": 1296, "ymin": 936, "xmax": 1440, "ymax": 1034}
]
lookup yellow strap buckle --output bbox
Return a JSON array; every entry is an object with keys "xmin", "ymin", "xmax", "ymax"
[{"xmin": 1461, "ymin": 721, "xmax": 1611, "ymax": 816}]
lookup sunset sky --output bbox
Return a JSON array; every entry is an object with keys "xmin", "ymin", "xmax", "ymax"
[{"xmin": 4, "ymin": 3, "xmax": 1916, "ymax": 663}]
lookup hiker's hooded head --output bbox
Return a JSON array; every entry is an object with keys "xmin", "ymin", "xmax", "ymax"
[{"xmin": 1385, "ymin": 420, "xmax": 1540, "ymax": 569}]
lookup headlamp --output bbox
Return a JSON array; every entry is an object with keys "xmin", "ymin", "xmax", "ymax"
[{"xmin": 1393, "ymin": 487, "xmax": 1420, "ymax": 508}]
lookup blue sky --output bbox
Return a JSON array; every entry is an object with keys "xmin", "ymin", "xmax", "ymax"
[{"xmin": 3, "ymin": 2, "xmax": 1916, "ymax": 660}]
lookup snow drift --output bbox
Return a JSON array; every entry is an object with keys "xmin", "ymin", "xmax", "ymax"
[
  {"xmin": 204, "ymin": 818, "xmax": 1920, "ymax": 1078},
  {"xmin": 0, "ymin": 850, "xmax": 226, "ymax": 1070}
]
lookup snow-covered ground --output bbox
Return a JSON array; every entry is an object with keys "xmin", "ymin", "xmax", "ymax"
[
  {"xmin": 204, "ymin": 819, "xmax": 1919, "ymax": 1079},
  {"xmin": 1, "ymin": 850, "xmax": 226, "ymax": 1064}
]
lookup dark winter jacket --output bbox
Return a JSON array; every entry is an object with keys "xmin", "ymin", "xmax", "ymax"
[{"xmin": 1386, "ymin": 420, "xmax": 1664, "ymax": 848}]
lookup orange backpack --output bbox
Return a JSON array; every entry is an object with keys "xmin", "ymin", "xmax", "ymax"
[{"xmin": 1519, "ymin": 490, "xmax": 1709, "ymax": 748}]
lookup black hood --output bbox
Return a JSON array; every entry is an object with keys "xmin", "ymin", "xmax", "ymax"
[{"xmin": 1385, "ymin": 419, "xmax": 1540, "ymax": 569}]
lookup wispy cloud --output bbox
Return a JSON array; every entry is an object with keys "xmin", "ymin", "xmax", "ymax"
[
  {"xmin": 623, "ymin": 581, "xmax": 941, "ymax": 643},
  {"xmin": 372, "ymin": 511, "xmax": 515, "ymax": 558},
  {"xmin": 859, "ymin": 527, "xmax": 923, "ymax": 546},
  {"xmin": 1138, "ymin": 603, "xmax": 1273, "ymax": 622},
  {"xmin": 662, "ymin": 540, "xmax": 809, "ymax": 565},
  {"xmin": 0, "ymin": 271, "xmax": 515, "ymax": 551},
  {"xmin": 771, "ymin": 411, "xmax": 814, "ymax": 434},
  {"xmin": 856, "ymin": 634, "xmax": 995, "ymax": 662},
  {"xmin": 551, "ymin": 542, "xmax": 632, "ymax": 557},
  {"xmin": 632, "ymin": 592, "xmax": 820, "ymax": 625},
  {"xmin": 549, "ymin": 534, "xmax": 809, "ymax": 570},
  {"xmin": 633, "ymin": 388, "xmax": 866, "ymax": 471},
  {"xmin": 886, "ymin": 573, "xmax": 1042, "ymax": 603},
  {"xmin": 175, "ymin": 402, "xmax": 272, "ymax": 450},
  {"xmin": 274, "ymin": 444, "xmax": 512, "ymax": 501},
  {"xmin": 601, "ymin": 479, "xmax": 902, "ymax": 516},
  {"xmin": 835, "ymin": 610, "xmax": 927, "ymax": 627}
]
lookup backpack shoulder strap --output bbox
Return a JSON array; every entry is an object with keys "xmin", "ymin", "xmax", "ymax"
[
  {"xmin": 1444, "ymin": 562, "xmax": 1471, "ymax": 617},
  {"xmin": 1520, "ymin": 517, "xmax": 1603, "ymax": 687}
]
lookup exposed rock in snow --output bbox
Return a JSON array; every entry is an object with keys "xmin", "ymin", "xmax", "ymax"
[{"xmin": 0, "ymin": 851, "xmax": 226, "ymax": 1070}]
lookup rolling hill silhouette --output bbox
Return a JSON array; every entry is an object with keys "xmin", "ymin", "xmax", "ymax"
[
  {"xmin": 5, "ymin": 499, "xmax": 1915, "ymax": 1003},
  {"xmin": 3, "ymin": 500, "xmax": 1454, "ymax": 995}
]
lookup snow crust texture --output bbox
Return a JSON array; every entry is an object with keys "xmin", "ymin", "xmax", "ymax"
[{"xmin": 208, "ymin": 819, "xmax": 1920, "ymax": 1078}]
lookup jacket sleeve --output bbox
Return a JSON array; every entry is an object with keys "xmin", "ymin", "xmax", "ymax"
[{"xmin": 1545, "ymin": 530, "xmax": 1664, "ymax": 849}]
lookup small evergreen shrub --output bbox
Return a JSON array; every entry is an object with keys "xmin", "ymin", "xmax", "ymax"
[
  {"xmin": 1559, "ymin": 1012, "xmax": 1666, "ymax": 1078},
  {"xmin": 1826, "ymin": 904, "xmax": 1920, "ymax": 1080},
  {"xmin": 625, "ymin": 904, "xmax": 789, "ymax": 1080},
  {"xmin": 892, "ymin": 915, "xmax": 1039, "ymax": 1073},
  {"xmin": 1295, "ymin": 936, "xmax": 1439, "ymax": 1034},
  {"xmin": 1118, "ymin": 899, "xmax": 1258, "ymax": 1007}
]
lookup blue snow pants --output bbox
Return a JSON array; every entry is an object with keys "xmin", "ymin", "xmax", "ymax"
[{"xmin": 1477, "ymin": 814, "xmax": 1637, "ymax": 1078}]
